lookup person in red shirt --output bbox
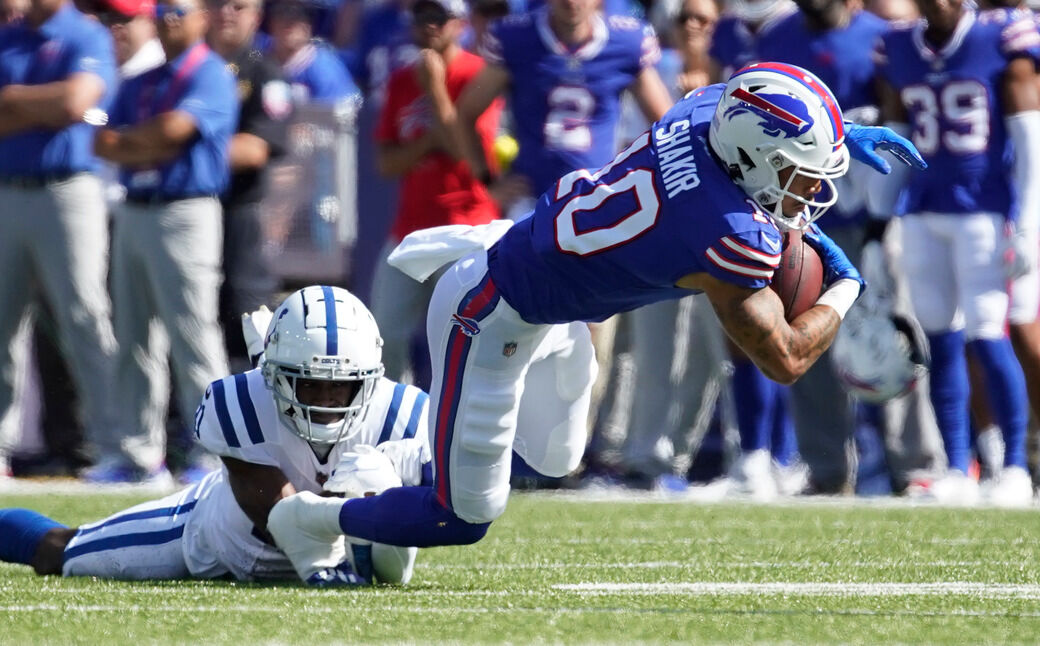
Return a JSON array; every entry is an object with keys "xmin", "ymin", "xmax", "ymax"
[{"xmin": 370, "ymin": 0, "xmax": 504, "ymax": 386}]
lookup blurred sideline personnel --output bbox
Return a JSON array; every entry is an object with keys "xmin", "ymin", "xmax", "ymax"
[
  {"xmin": 0, "ymin": 287, "xmax": 429, "ymax": 587},
  {"xmin": 265, "ymin": 64, "xmax": 927, "ymax": 558},
  {"xmin": 370, "ymin": 0, "xmax": 503, "ymax": 385},
  {"xmin": 207, "ymin": 0, "xmax": 291, "ymax": 373},
  {"xmin": 455, "ymin": 0, "xmax": 674, "ymax": 215},
  {"xmin": 89, "ymin": 0, "xmax": 237, "ymax": 484},
  {"xmin": 268, "ymin": 0, "xmax": 359, "ymax": 104},
  {"xmin": 0, "ymin": 0, "xmax": 119, "ymax": 477},
  {"xmin": 874, "ymin": 0, "xmax": 1040, "ymax": 506}
]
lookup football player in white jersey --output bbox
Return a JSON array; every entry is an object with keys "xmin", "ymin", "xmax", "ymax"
[{"xmin": 0, "ymin": 286, "xmax": 430, "ymax": 586}]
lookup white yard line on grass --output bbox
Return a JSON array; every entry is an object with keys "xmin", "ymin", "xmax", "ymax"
[
  {"xmin": 6, "ymin": 602, "xmax": 1040, "ymax": 620},
  {"xmin": 555, "ymin": 582, "xmax": 1040, "ymax": 598}
]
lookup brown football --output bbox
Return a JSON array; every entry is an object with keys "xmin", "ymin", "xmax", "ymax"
[{"xmin": 769, "ymin": 229, "xmax": 824, "ymax": 321}]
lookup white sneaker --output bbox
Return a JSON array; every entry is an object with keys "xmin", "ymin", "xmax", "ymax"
[
  {"xmin": 981, "ymin": 466, "xmax": 1034, "ymax": 508},
  {"xmin": 773, "ymin": 460, "xmax": 810, "ymax": 496},
  {"xmin": 914, "ymin": 471, "xmax": 979, "ymax": 506},
  {"xmin": 728, "ymin": 449, "xmax": 778, "ymax": 502},
  {"xmin": 267, "ymin": 491, "xmax": 364, "ymax": 584}
]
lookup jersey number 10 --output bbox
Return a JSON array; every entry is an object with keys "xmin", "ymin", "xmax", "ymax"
[{"xmin": 553, "ymin": 134, "xmax": 661, "ymax": 256}]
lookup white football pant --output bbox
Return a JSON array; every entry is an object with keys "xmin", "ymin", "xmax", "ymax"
[
  {"xmin": 901, "ymin": 212, "xmax": 1008, "ymax": 339},
  {"xmin": 426, "ymin": 251, "xmax": 597, "ymax": 524}
]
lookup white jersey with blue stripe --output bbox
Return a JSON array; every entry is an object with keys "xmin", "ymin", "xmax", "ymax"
[{"xmin": 179, "ymin": 370, "xmax": 428, "ymax": 579}]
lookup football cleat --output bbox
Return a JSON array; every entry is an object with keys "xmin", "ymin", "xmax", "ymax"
[
  {"xmin": 981, "ymin": 466, "xmax": 1034, "ymax": 509},
  {"xmin": 267, "ymin": 491, "xmax": 360, "ymax": 583},
  {"xmin": 727, "ymin": 449, "xmax": 779, "ymax": 502},
  {"xmin": 305, "ymin": 560, "xmax": 369, "ymax": 587}
]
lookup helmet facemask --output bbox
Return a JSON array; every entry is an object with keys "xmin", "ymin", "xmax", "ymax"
[
  {"xmin": 751, "ymin": 145, "xmax": 850, "ymax": 230},
  {"xmin": 264, "ymin": 358, "xmax": 383, "ymax": 446}
]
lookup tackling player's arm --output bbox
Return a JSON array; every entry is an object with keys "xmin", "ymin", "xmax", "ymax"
[
  {"xmin": 94, "ymin": 111, "xmax": 199, "ymax": 167},
  {"xmin": 222, "ymin": 456, "xmax": 297, "ymax": 537},
  {"xmin": 0, "ymin": 72, "xmax": 105, "ymax": 135},
  {"xmin": 685, "ymin": 273, "xmax": 841, "ymax": 384}
]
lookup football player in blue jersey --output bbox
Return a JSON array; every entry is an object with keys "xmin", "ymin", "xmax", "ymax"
[
  {"xmin": 450, "ymin": 0, "xmax": 674, "ymax": 214},
  {"xmin": 728, "ymin": 0, "xmax": 924, "ymax": 498},
  {"xmin": 0, "ymin": 286, "xmax": 431, "ymax": 586},
  {"xmin": 262, "ymin": 63, "xmax": 926, "ymax": 561},
  {"xmin": 874, "ymin": 0, "xmax": 1040, "ymax": 506},
  {"xmin": 708, "ymin": 0, "xmax": 795, "ymax": 82}
]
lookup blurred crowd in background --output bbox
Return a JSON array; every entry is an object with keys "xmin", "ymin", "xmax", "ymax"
[{"xmin": 2, "ymin": 0, "xmax": 1040, "ymax": 508}]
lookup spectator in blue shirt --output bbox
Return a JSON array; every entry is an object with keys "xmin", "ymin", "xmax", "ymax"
[
  {"xmin": 269, "ymin": 0, "xmax": 358, "ymax": 104},
  {"xmin": 89, "ymin": 0, "xmax": 239, "ymax": 484},
  {"xmin": 0, "ymin": 0, "xmax": 119, "ymax": 481}
]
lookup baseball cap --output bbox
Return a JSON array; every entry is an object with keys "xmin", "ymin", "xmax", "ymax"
[
  {"xmin": 97, "ymin": 0, "xmax": 155, "ymax": 16},
  {"xmin": 411, "ymin": 0, "xmax": 467, "ymax": 19}
]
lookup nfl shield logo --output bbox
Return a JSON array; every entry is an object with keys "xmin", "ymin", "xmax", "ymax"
[{"xmin": 502, "ymin": 342, "xmax": 517, "ymax": 357}]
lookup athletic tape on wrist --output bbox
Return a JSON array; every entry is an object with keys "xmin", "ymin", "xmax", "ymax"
[{"xmin": 815, "ymin": 278, "xmax": 861, "ymax": 320}]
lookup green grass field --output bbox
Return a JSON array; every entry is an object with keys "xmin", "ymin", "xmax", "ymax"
[{"xmin": 2, "ymin": 490, "xmax": 1040, "ymax": 645}]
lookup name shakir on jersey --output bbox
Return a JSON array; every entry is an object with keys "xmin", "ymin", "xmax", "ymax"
[{"xmin": 655, "ymin": 119, "xmax": 700, "ymax": 198}]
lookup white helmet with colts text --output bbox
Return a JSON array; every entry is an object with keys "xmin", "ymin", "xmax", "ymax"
[
  {"xmin": 262, "ymin": 285, "xmax": 385, "ymax": 445},
  {"xmin": 709, "ymin": 62, "xmax": 850, "ymax": 229}
]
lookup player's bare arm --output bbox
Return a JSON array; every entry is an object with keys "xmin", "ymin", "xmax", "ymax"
[
  {"xmin": 228, "ymin": 132, "xmax": 271, "ymax": 171},
  {"xmin": 875, "ymin": 76, "xmax": 907, "ymax": 125},
  {"xmin": 1005, "ymin": 57, "xmax": 1040, "ymax": 113},
  {"xmin": 222, "ymin": 456, "xmax": 297, "ymax": 537},
  {"xmin": 630, "ymin": 66, "xmax": 674, "ymax": 123},
  {"xmin": 685, "ymin": 273, "xmax": 839, "ymax": 384},
  {"xmin": 451, "ymin": 62, "xmax": 510, "ymax": 179},
  {"xmin": 0, "ymin": 72, "xmax": 105, "ymax": 135},
  {"xmin": 376, "ymin": 133, "xmax": 439, "ymax": 177},
  {"xmin": 94, "ymin": 110, "xmax": 198, "ymax": 167}
]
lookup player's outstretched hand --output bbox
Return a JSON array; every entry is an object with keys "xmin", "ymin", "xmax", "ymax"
[
  {"xmin": 804, "ymin": 224, "xmax": 865, "ymax": 294},
  {"xmin": 844, "ymin": 123, "xmax": 927, "ymax": 174}
]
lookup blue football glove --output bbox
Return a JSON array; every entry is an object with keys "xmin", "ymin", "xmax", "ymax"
[
  {"xmin": 804, "ymin": 224, "xmax": 866, "ymax": 294},
  {"xmin": 844, "ymin": 122, "xmax": 927, "ymax": 175}
]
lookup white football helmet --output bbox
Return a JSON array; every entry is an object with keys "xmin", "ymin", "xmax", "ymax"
[
  {"xmin": 262, "ymin": 285, "xmax": 385, "ymax": 445},
  {"xmin": 709, "ymin": 62, "xmax": 850, "ymax": 229},
  {"xmin": 830, "ymin": 305, "xmax": 930, "ymax": 404}
]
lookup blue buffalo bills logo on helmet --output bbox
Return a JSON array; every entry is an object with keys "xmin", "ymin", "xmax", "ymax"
[{"xmin": 724, "ymin": 88, "xmax": 813, "ymax": 139}]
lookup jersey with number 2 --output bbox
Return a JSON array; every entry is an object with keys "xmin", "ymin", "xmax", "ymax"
[
  {"xmin": 482, "ymin": 10, "xmax": 660, "ymax": 196},
  {"xmin": 877, "ymin": 9, "xmax": 1040, "ymax": 216},
  {"xmin": 486, "ymin": 84, "xmax": 784, "ymax": 325}
]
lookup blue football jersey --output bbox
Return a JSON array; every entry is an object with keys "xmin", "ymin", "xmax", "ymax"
[
  {"xmin": 756, "ymin": 10, "xmax": 888, "ymax": 113},
  {"xmin": 481, "ymin": 9, "xmax": 660, "ymax": 196},
  {"xmin": 486, "ymin": 84, "xmax": 785, "ymax": 325},
  {"xmin": 876, "ymin": 8, "xmax": 1040, "ymax": 216},
  {"xmin": 708, "ymin": 8, "xmax": 794, "ymax": 81}
]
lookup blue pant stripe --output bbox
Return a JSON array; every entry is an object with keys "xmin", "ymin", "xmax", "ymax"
[
  {"xmin": 64, "ymin": 524, "xmax": 187, "ymax": 562},
  {"xmin": 234, "ymin": 373, "xmax": 264, "ymax": 445},
  {"xmin": 322, "ymin": 285, "xmax": 338, "ymax": 355},
  {"xmin": 211, "ymin": 380, "xmax": 240, "ymax": 448},
  {"xmin": 76, "ymin": 501, "xmax": 198, "ymax": 537},
  {"xmin": 378, "ymin": 383, "xmax": 407, "ymax": 444},
  {"xmin": 404, "ymin": 391, "xmax": 427, "ymax": 439}
]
